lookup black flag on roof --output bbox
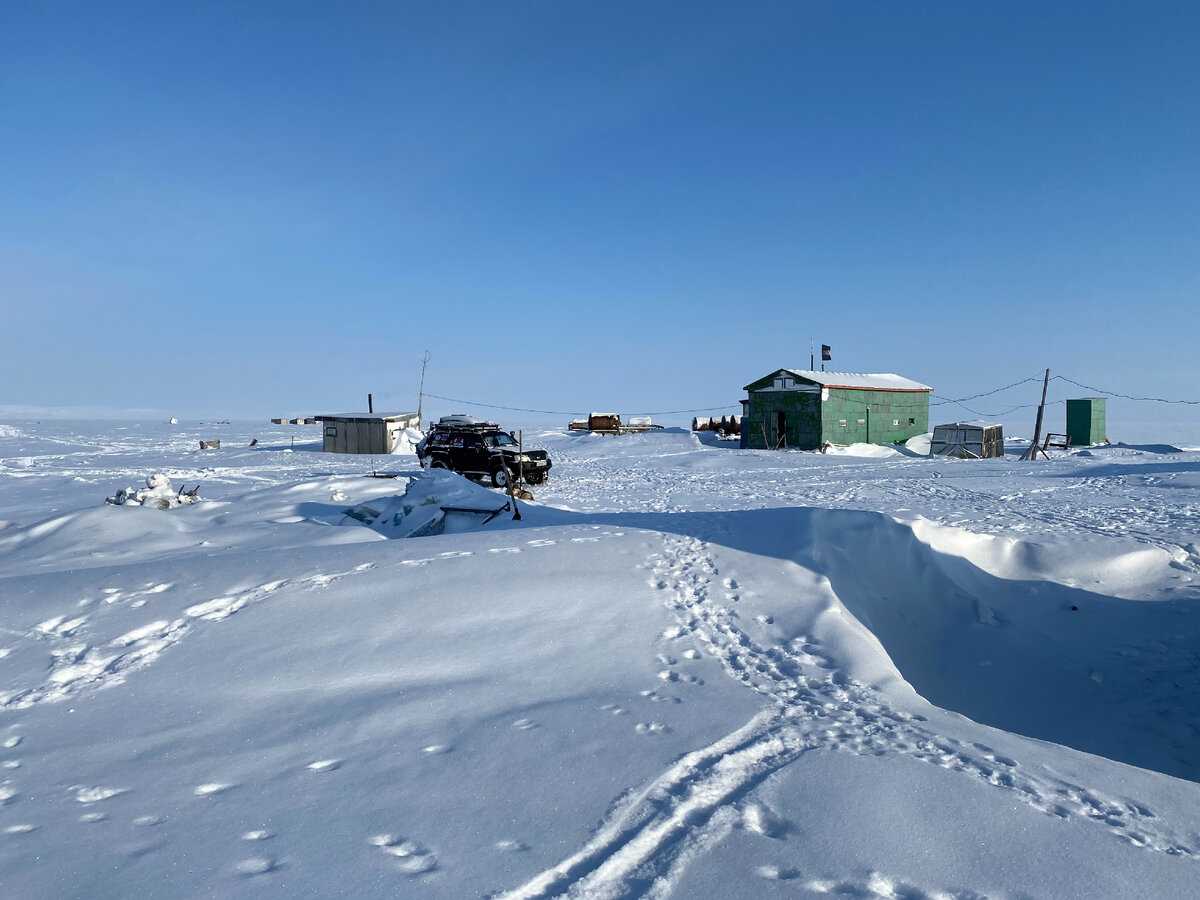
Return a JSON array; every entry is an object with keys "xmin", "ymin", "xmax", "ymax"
[{"xmin": 821, "ymin": 344, "xmax": 832, "ymax": 361}]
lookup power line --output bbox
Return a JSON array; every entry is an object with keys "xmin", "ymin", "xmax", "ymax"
[
  {"xmin": 417, "ymin": 391, "xmax": 741, "ymax": 418},
  {"xmin": 1054, "ymin": 375, "xmax": 1200, "ymax": 406},
  {"xmin": 400, "ymin": 372, "xmax": 1196, "ymax": 425},
  {"xmin": 930, "ymin": 375, "xmax": 1043, "ymax": 406}
]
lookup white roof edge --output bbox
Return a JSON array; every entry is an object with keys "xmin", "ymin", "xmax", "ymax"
[
  {"xmin": 314, "ymin": 411, "xmax": 419, "ymax": 420},
  {"xmin": 779, "ymin": 370, "xmax": 932, "ymax": 391}
]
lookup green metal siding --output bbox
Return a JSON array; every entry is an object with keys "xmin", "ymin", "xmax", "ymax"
[
  {"xmin": 742, "ymin": 390, "xmax": 822, "ymax": 449},
  {"xmin": 742, "ymin": 385, "xmax": 930, "ymax": 449},
  {"xmin": 1066, "ymin": 398, "xmax": 1106, "ymax": 446},
  {"xmin": 820, "ymin": 388, "xmax": 929, "ymax": 446}
]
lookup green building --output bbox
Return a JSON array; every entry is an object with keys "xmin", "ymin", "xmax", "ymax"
[
  {"xmin": 741, "ymin": 369, "xmax": 932, "ymax": 450},
  {"xmin": 1065, "ymin": 397, "xmax": 1107, "ymax": 446}
]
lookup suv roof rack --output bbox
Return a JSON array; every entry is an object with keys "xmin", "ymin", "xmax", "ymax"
[{"xmin": 433, "ymin": 418, "xmax": 503, "ymax": 432}]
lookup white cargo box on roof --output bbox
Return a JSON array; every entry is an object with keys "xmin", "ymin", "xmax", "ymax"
[{"xmin": 439, "ymin": 414, "xmax": 480, "ymax": 426}]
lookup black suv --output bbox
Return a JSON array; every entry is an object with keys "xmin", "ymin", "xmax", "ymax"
[{"xmin": 416, "ymin": 417, "xmax": 552, "ymax": 487}]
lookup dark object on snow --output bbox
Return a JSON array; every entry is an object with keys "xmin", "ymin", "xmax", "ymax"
[
  {"xmin": 417, "ymin": 416, "xmax": 551, "ymax": 487},
  {"xmin": 248, "ymin": 438, "xmax": 259, "ymax": 447},
  {"xmin": 930, "ymin": 423, "xmax": 1004, "ymax": 459},
  {"xmin": 1042, "ymin": 433, "xmax": 1070, "ymax": 451},
  {"xmin": 199, "ymin": 439, "xmax": 221, "ymax": 450}
]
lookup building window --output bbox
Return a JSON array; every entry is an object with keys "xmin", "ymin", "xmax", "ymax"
[
  {"xmin": 908, "ymin": 418, "xmax": 916, "ymax": 425},
  {"xmin": 892, "ymin": 418, "xmax": 900, "ymax": 427},
  {"xmin": 839, "ymin": 419, "xmax": 847, "ymax": 427},
  {"xmin": 857, "ymin": 418, "xmax": 865, "ymax": 425}
]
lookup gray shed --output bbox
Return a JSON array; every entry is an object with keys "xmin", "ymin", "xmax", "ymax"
[
  {"xmin": 314, "ymin": 412, "xmax": 420, "ymax": 454},
  {"xmin": 930, "ymin": 422, "xmax": 1004, "ymax": 459}
]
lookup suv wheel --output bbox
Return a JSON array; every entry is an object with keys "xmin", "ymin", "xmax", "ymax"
[
  {"xmin": 430, "ymin": 459, "xmax": 448, "ymax": 470},
  {"xmin": 490, "ymin": 467, "xmax": 510, "ymax": 489}
]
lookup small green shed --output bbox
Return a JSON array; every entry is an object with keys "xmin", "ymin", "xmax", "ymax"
[
  {"xmin": 1066, "ymin": 398, "xmax": 1106, "ymax": 447},
  {"xmin": 740, "ymin": 369, "xmax": 932, "ymax": 450}
]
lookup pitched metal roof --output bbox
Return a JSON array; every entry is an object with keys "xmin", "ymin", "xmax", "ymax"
[
  {"xmin": 779, "ymin": 370, "xmax": 932, "ymax": 392},
  {"xmin": 314, "ymin": 411, "xmax": 419, "ymax": 421}
]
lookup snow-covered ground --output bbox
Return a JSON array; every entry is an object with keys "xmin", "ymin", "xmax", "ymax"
[{"xmin": 1, "ymin": 419, "xmax": 1199, "ymax": 898}]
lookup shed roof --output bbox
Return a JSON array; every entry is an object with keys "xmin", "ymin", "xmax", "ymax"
[
  {"xmin": 314, "ymin": 411, "xmax": 419, "ymax": 422},
  {"xmin": 746, "ymin": 370, "xmax": 932, "ymax": 392}
]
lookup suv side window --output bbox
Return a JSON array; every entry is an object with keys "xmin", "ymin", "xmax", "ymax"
[{"xmin": 450, "ymin": 436, "xmax": 465, "ymax": 448}]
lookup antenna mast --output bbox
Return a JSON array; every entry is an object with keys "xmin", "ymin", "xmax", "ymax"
[{"xmin": 416, "ymin": 351, "xmax": 431, "ymax": 423}]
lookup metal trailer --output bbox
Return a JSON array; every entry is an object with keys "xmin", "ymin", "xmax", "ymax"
[
  {"xmin": 568, "ymin": 413, "xmax": 664, "ymax": 435},
  {"xmin": 929, "ymin": 422, "xmax": 1005, "ymax": 459},
  {"xmin": 314, "ymin": 412, "xmax": 420, "ymax": 454}
]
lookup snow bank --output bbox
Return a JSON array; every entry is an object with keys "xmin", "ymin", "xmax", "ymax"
[
  {"xmin": 823, "ymin": 442, "xmax": 901, "ymax": 459},
  {"xmin": 390, "ymin": 426, "xmax": 424, "ymax": 455},
  {"xmin": 0, "ymin": 423, "xmax": 23, "ymax": 438},
  {"xmin": 342, "ymin": 470, "xmax": 514, "ymax": 538},
  {"xmin": 904, "ymin": 432, "xmax": 932, "ymax": 455}
]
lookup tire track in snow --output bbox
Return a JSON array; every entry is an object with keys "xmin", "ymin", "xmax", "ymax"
[{"xmin": 502, "ymin": 532, "xmax": 1195, "ymax": 899}]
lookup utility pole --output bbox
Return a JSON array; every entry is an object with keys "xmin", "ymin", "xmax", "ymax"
[
  {"xmin": 810, "ymin": 336, "xmax": 814, "ymax": 372},
  {"xmin": 1022, "ymin": 368, "xmax": 1051, "ymax": 461},
  {"xmin": 415, "ymin": 351, "xmax": 431, "ymax": 424}
]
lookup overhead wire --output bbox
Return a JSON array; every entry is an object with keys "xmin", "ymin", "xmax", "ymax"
[{"xmin": 390, "ymin": 373, "xmax": 1195, "ymax": 425}]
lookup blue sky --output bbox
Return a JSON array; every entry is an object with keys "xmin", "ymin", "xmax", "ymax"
[{"xmin": 2, "ymin": 3, "xmax": 1198, "ymax": 429}]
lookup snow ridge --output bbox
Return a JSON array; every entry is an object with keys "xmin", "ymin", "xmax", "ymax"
[{"xmin": 504, "ymin": 533, "xmax": 1195, "ymax": 899}]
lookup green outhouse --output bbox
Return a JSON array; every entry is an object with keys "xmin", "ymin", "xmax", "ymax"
[
  {"xmin": 1065, "ymin": 398, "xmax": 1106, "ymax": 447},
  {"xmin": 740, "ymin": 369, "xmax": 932, "ymax": 450}
]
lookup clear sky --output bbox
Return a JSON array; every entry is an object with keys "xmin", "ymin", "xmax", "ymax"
[{"xmin": 2, "ymin": 3, "xmax": 1198, "ymax": 431}]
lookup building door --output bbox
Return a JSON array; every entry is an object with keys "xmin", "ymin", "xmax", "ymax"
[{"xmin": 775, "ymin": 411, "xmax": 786, "ymax": 448}]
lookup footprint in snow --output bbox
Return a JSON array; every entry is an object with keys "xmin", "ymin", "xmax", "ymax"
[
  {"xmin": 234, "ymin": 856, "xmax": 278, "ymax": 877},
  {"xmin": 3, "ymin": 824, "xmax": 37, "ymax": 835},
  {"xmin": 755, "ymin": 864, "xmax": 800, "ymax": 881},
  {"xmin": 75, "ymin": 786, "xmax": 126, "ymax": 803},
  {"xmin": 79, "ymin": 812, "xmax": 108, "ymax": 823},
  {"xmin": 682, "ymin": 649, "xmax": 701, "ymax": 660},
  {"xmin": 307, "ymin": 759, "xmax": 341, "ymax": 773},
  {"xmin": 194, "ymin": 783, "xmax": 234, "ymax": 797},
  {"xmin": 488, "ymin": 547, "xmax": 521, "ymax": 554},
  {"xmin": 421, "ymin": 744, "xmax": 451, "ymax": 755},
  {"xmin": 511, "ymin": 719, "xmax": 539, "ymax": 731},
  {"xmin": 242, "ymin": 830, "xmax": 273, "ymax": 841},
  {"xmin": 635, "ymin": 722, "xmax": 669, "ymax": 735},
  {"xmin": 756, "ymin": 615, "xmax": 774, "ymax": 625},
  {"xmin": 3, "ymin": 736, "xmax": 23, "ymax": 749},
  {"xmin": 133, "ymin": 816, "xmax": 163, "ymax": 827},
  {"xmin": 527, "ymin": 539, "xmax": 556, "ymax": 547},
  {"xmin": 495, "ymin": 839, "xmax": 528, "ymax": 852},
  {"xmin": 369, "ymin": 835, "xmax": 438, "ymax": 876}
]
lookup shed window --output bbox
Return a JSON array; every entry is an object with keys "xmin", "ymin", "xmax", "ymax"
[
  {"xmin": 838, "ymin": 419, "xmax": 848, "ymax": 428},
  {"xmin": 857, "ymin": 418, "xmax": 865, "ymax": 425},
  {"xmin": 908, "ymin": 418, "xmax": 916, "ymax": 425},
  {"xmin": 893, "ymin": 418, "xmax": 900, "ymax": 427},
  {"xmin": 774, "ymin": 377, "xmax": 794, "ymax": 389}
]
